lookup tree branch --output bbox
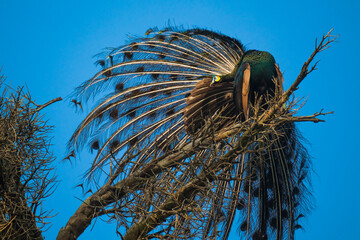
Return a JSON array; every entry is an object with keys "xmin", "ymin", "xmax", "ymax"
[
  {"xmin": 34, "ymin": 97, "xmax": 63, "ymax": 113},
  {"xmin": 57, "ymin": 30, "xmax": 337, "ymax": 240}
]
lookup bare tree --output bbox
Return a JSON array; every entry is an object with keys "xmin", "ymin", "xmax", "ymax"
[
  {"xmin": 57, "ymin": 29, "xmax": 337, "ymax": 240},
  {"xmin": 0, "ymin": 73, "xmax": 61, "ymax": 240}
]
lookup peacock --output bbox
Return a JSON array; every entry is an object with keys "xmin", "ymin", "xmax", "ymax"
[{"xmin": 68, "ymin": 27, "xmax": 311, "ymax": 240}]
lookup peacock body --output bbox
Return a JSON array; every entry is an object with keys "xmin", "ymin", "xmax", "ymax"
[{"xmin": 69, "ymin": 27, "xmax": 311, "ymax": 240}]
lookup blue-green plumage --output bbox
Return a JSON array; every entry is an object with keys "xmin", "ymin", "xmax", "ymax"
[{"xmin": 237, "ymin": 50, "xmax": 278, "ymax": 100}]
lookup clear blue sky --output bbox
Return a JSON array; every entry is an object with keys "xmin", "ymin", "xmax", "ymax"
[{"xmin": 1, "ymin": 0, "xmax": 359, "ymax": 239}]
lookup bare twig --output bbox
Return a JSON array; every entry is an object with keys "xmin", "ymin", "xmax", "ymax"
[
  {"xmin": 215, "ymin": 29, "xmax": 338, "ymax": 141},
  {"xmin": 34, "ymin": 97, "xmax": 63, "ymax": 112}
]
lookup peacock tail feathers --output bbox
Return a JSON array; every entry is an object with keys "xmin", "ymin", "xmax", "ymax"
[
  {"xmin": 69, "ymin": 27, "xmax": 244, "ymax": 176},
  {"xmin": 69, "ymin": 27, "xmax": 311, "ymax": 240}
]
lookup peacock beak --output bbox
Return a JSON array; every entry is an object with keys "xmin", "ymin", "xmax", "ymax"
[
  {"xmin": 241, "ymin": 64, "xmax": 251, "ymax": 119},
  {"xmin": 234, "ymin": 62, "xmax": 251, "ymax": 119}
]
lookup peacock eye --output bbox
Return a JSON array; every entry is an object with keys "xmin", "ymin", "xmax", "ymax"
[{"xmin": 212, "ymin": 75, "xmax": 221, "ymax": 83}]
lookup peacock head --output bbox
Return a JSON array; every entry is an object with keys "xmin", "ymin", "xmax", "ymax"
[{"xmin": 212, "ymin": 50, "xmax": 283, "ymax": 118}]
